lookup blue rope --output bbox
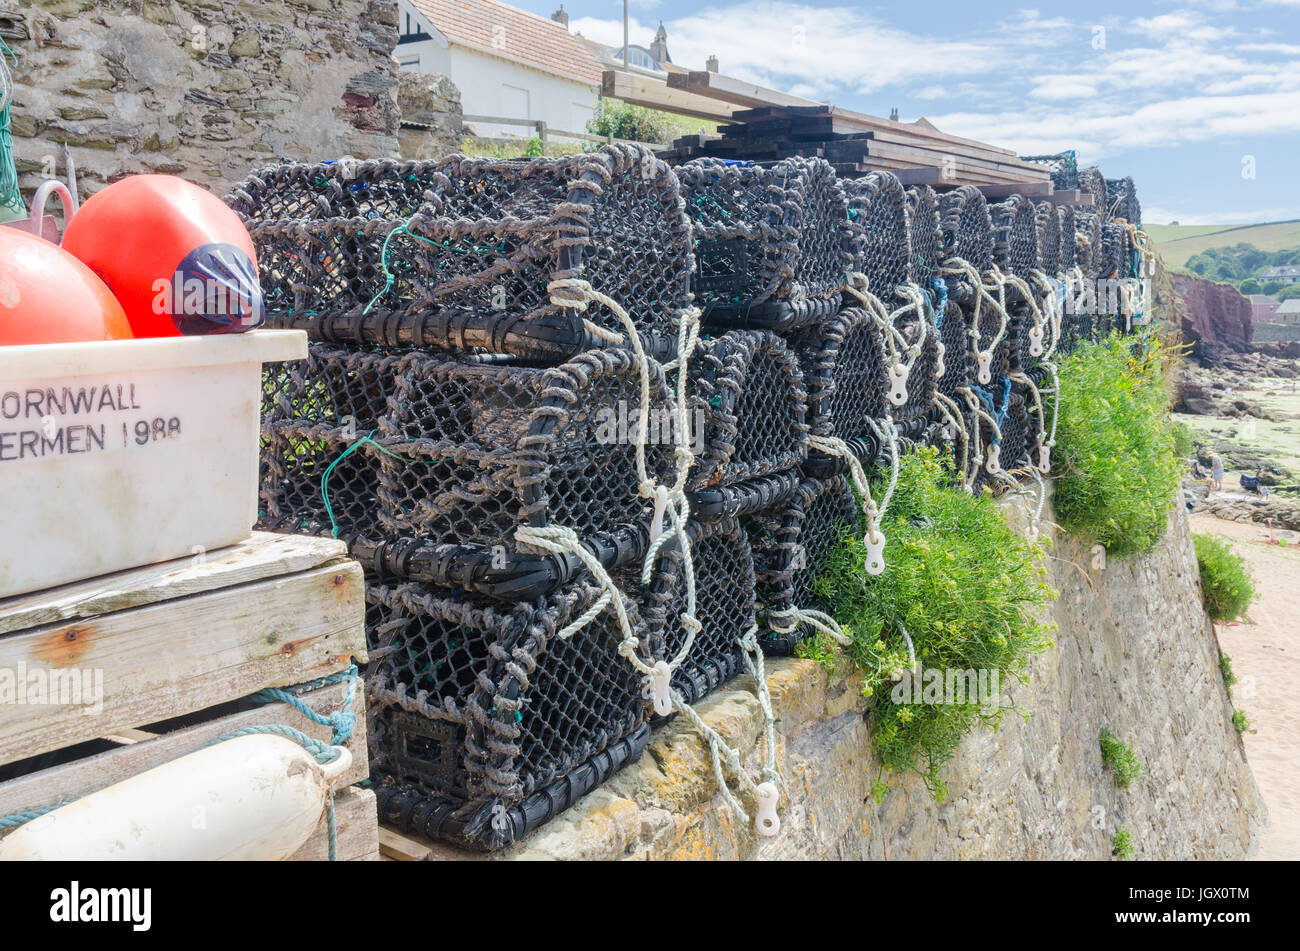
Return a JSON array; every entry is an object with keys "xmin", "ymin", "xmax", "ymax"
[
  {"xmin": 930, "ymin": 277, "xmax": 948, "ymax": 328},
  {"xmin": 252, "ymin": 664, "xmax": 359, "ymax": 746},
  {"xmin": 973, "ymin": 378, "xmax": 1012, "ymax": 444},
  {"xmin": 0, "ymin": 806, "xmax": 55, "ymax": 830},
  {"xmin": 320, "ymin": 429, "xmax": 402, "ymax": 538}
]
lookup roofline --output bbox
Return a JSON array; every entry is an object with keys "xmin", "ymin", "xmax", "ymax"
[{"xmin": 445, "ymin": 37, "xmax": 601, "ymax": 86}]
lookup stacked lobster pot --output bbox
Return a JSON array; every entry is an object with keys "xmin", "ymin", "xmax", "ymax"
[{"xmin": 235, "ymin": 145, "xmax": 707, "ymax": 850}]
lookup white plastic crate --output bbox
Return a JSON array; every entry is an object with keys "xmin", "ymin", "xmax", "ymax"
[{"xmin": 0, "ymin": 330, "xmax": 306, "ymax": 598}]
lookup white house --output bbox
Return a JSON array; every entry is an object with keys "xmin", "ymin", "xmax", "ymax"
[{"xmin": 396, "ymin": 0, "xmax": 604, "ymax": 141}]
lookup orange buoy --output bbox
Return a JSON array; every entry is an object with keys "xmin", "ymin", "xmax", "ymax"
[
  {"xmin": 62, "ymin": 174, "xmax": 263, "ymax": 337},
  {"xmin": 0, "ymin": 227, "xmax": 133, "ymax": 345}
]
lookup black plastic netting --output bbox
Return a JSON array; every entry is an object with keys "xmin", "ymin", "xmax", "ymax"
[
  {"xmin": 1075, "ymin": 210, "xmax": 1103, "ymax": 278},
  {"xmin": 1019, "ymin": 151, "xmax": 1079, "ymax": 190},
  {"xmin": 843, "ymin": 171, "xmax": 911, "ymax": 300},
  {"xmin": 938, "ymin": 185, "xmax": 994, "ymax": 272},
  {"xmin": 747, "ymin": 473, "xmax": 860, "ymax": 655},
  {"xmin": 366, "ymin": 577, "xmax": 653, "ymax": 850},
  {"xmin": 906, "ymin": 185, "xmax": 942, "ymax": 293},
  {"xmin": 1007, "ymin": 300, "xmax": 1046, "ymax": 374},
  {"xmin": 1058, "ymin": 205, "xmax": 1077, "ymax": 272},
  {"xmin": 1100, "ymin": 222, "xmax": 1129, "ymax": 279},
  {"xmin": 259, "ymin": 344, "xmax": 677, "ymax": 595},
  {"xmin": 1035, "ymin": 201, "xmax": 1061, "ymax": 276},
  {"xmin": 990, "ymin": 195, "xmax": 1041, "ymax": 277},
  {"xmin": 226, "ymin": 145, "xmax": 694, "ymax": 362},
  {"xmin": 648, "ymin": 517, "xmax": 758, "ymax": 708},
  {"xmin": 934, "ymin": 298, "xmax": 971, "ymax": 405},
  {"xmin": 789, "ymin": 306, "xmax": 888, "ymax": 475},
  {"xmin": 1105, "ymin": 176, "xmax": 1141, "ymax": 226},
  {"xmin": 689, "ymin": 470, "xmax": 802, "ymax": 522},
  {"xmin": 687, "ymin": 329, "xmax": 809, "ymax": 489},
  {"xmin": 970, "ymin": 295, "xmax": 1013, "ymax": 382},
  {"xmin": 1077, "ymin": 167, "xmax": 1108, "ymax": 221},
  {"xmin": 971, "ymin": 388, "xmax": 1029, "ymax": 493},
  {"xmin": 676, "ymin": 156, "xmax": 849, "ymax": 329}
]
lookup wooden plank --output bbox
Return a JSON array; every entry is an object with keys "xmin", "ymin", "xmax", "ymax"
[
  {"xmin": 0, "ymin": 679, "xmax": 369, "ymax": 814},
  {"xmin": 975, "ymin": 182, "xmax": 1055, "ymax": 199},
  {"xmin": 668, "ymin": 71, "xmax": 824, "ymax": 109},
  {"xmin": 862, "ymin": 140, "xmax": 1050, "ymax": 181},
  {"xmin": 863, "ymin": 126, "xmax": 1047, "ymax": 171},
  {"xmin": 889, "ymin": 167, "xmax": 945, "ymax": 186},
  {"xmin": 103, "ymin": 728, "xmax": 158, "ymax": 745},
  {"xmin": 290, "ymin": 787, "xmax": 378, "ymax": 862},
  {"xmin": 822, "ymin": 106, "xmax": 1019, "ymax": 156},
  {"xmin": 0, "ymin": 532, "xmax": 349, "ymax": 636},
  {"xmin": 0, "ymin": 561, "xmax": 367, "ymax": 766},
  {"xmin": 379, "ymin": 826, "xmax": 433, "ymax": 861},
  {"xmin": 601, "ymin": 70, "xmax": 739, "ymax": 123}
]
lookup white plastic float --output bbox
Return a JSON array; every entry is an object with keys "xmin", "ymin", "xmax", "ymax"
[
  {"xmin": 0, "ymin": 330, "xmax": 306, "ymax": 598},
  {"xmin": 0, "ymin": 734, "xmax": 351, "ymax": 860}
]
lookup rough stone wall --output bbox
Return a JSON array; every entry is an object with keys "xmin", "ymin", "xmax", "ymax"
[
  {"xmin": 425, "ymin": 495, "xmax": 1265, "ymax": 861},
  {"xmin": 0, "ymin": 0, "xmax": 399, "ymax": 199},
  {"xmin": 396, "ymin": 71, "xmax": 462, "ymax": 161},
  {"xmin": 1171, "ymin": 272, "xmax": 1254, "ymax": 359}
]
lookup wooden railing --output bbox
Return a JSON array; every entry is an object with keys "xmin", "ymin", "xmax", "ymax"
[{"xmin": 460, "ymin": 114, "xmax": 664, "ymax": 151}]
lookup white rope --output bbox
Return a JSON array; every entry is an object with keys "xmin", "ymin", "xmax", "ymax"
[
  {"xmin": 844, "ymin": 272, "xmax": 929, "ymax": 407},
  {"xmin": 933, "ymin": 391, "xmax": 972, "ymax": 489},
  {"xmin": 939, "ymin": 258, "xmax": 1014, "ymax": 385}
]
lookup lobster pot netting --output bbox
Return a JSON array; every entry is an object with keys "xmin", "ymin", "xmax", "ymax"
[
  {"xmin": 990, "ymin": 195, "xmax": 1041, "ymax": 278},
  {"xmin": 1077, "ymin": 168, "xmax": 1108, "ymax": 221},
  {"xmin": 687, "ymin": 330, "xmax": 809, "ymax": 490},
  {"xmin": 1100, "ymin": 222, "xmax": 1130, "ymax": 279},
  {"xmin": 934, "ymin": 299, "xmax": 972, "ymax": 404},
  {"xmin": 843, "ymin": 171, "xmax": 912, "ymax": 298},
  {"xmin": 1057, "ymin": 205, "xmax": 1077, "ymax": 272},
  {"xmin": 676, "ymin": 156, "xmax": 849, "ymax": 329},
  {"xmin": 688, "ymin": 469, "xmax": 803, "ymax": 521},
  {"xmin": 972, "ymin": 390, "xmax": 1029, "ymax": 493},
  {"xmin": 648, "ymin": 517, "xmax": 759, "ymax": 708},
  {"xmin": 259, "ymin": 344, "xmax": 677, "ymax": 594},
  {"xmin": 227, "ymin": 145, "xmax": 694, "ymax": 362},
  {"xmin": 1035, "ymin": 201, "xmax": 1061, "ymax": 276},
  {"xmin": 368, "ymin": 579, "xmax": 653, "ymax": 850},
  {"xmin": 1105, "ymin": 176, "xmax": 1141, "ymax": 226},
  {"xmin": 748, "ymin": 473, "xmax": 860, "ymax": 655},
  {"xmin": 938, "ymin": 185, "xmax": 994, "ymax": 272},
  {"xmin": 1075, "ymin": 210, "xmax": 1103, "ymax": 278},
  {"xmin": 906, "ymin": 185, "xmax": 942, "ymax": 297},
  {"xmin": 789, "ymin": 306, "xmax": 890, "ymax": 476},
  {"xmin": 1019, "ymin": 151, "xmax": 1079, "ymax": 191}
]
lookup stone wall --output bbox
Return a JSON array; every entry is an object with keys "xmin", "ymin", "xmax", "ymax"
[
  {"xmin": 0, "ymin": 0, "xmax": 399, "ymax": 199},
  {"xmin": 424, "ymin": 494, "xmax": 1265, "ymax": 861},
  {"xmin": 396, "ymin": 70, "xmax": 462, "ymax": 161}
]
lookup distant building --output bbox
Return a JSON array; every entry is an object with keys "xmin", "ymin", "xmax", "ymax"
[
  {"xmin": 396, "ymin": 0, "xmax": 603, "ymax": 139},
  {"xmin": 1276, "ymin": 299, "xmax": 1300, "ymax": 325},
  {"xmin": 1259, "ymin": 265, "xmax": 1300, "ymax": 281},
  {"xmin": 578, "ymin": 20, "xmax": 683, "ymax": 76},
  {"xmin": 1247, "ymin": 294, "xmax": 1280, "ymax": 323}
]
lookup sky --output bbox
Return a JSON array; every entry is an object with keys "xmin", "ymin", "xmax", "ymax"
[{"xmin": 511, "ymin": 0, "xmax": 1300, "ymax": 224}]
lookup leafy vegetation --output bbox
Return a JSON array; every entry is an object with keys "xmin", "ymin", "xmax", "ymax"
[
  {"xmin": 809, "ymin": 448, "xmax": 1055, "ymax": 801},
  {"xmin": 1184, "ymin": 242, "xmax": 1300, "ymax": 293},
  {"xmin": 1099, "ymin": 727, "xmax": 1142, "ymax": 788},
  {"xmin": 1172, "ymin": 421, "xmax": 1195, "ymax": 459},
  {"xmin": 1232, "ymin": 709, "xmax": 1251, "ymax": 734},
  {"xmin": 1053, "ymin": 338, "xmax": 1181, "ymax": 557},
  {"xmin": 1113, "ymin": 826, "xmax": 1136, "ymax": 859},
  {"xmin": 586, "ymin": 98, "xmax": 704, "ymax": 147},
  {"xmin": 458, "ymin": 135, "xmax": 581, "ymax": 159},
  {"xmin": 1219, "ymin": 651, "xmax": 1237, "ymax": 696},
  {"xmin": 1193, "ymin": 534, "xmax": 1256, "ymax": 622}
]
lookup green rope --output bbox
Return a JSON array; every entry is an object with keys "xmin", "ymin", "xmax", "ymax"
[
  {"xmin": 0, "ymin": 37, "xmax": 26, "ymax": 222},
  {"xmin": 362, "ymin": 212, "xmax": 504, "ymax": 316},
  {"xmin": 252, "ymin": 664, "xmax": 359, "ymax": 745},
  {"xmin": 0, "ymin": 805, "xmax": 55, "ymax": 830},
  {"xmin": 320, "ymin": 429, "xmax": 402, "ymax": 538}
]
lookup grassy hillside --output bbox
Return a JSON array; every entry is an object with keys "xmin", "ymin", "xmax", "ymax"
[{"xmin": 1146, "ymin": 220, "xmax": 1300, "ymax": 268}]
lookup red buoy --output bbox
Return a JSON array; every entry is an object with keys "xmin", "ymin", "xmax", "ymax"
[
  {"xmin": 62, "ymin": 174, "xmax": 263, "ymax": 337},
  {"xmin": 0, "ymin": 227, "xmax": 133, "ymax": 345}
]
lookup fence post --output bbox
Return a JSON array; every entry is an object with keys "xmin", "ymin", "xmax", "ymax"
[{"xmin": 536, "ymin": 120, "xmax": 548, "ymax": 151}]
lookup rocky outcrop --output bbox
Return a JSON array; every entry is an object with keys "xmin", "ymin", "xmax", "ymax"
[
  {"xmin": 1, "ymin": 1, "xmax": 400, "ymax": 198},
  {"xmin": 397, "ymin": 72, "xmax": 463, "ymax": 161},
  {"xmin": 1171, "ymin": 273, "xmax": 1254, "ymax": 360},
  {"xmin": 419, "ymin": 496, "xmax": 1266, "ymax": 861}
]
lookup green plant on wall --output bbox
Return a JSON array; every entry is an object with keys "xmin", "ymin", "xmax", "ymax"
[
  {"xmin": 808, "ymin": 448, "xmax": 1055, "ymax": 801},
  {"xmin": 1053, "ymin": 338, "xmax": 1181, "ymax": 557},
  {"xmin": 1113, "ymin": 826, "xmax": 1135, "ymax": 859},
  {"xmin": 1232, "ymin": 709, "xmax": 1251, "ymax": 734},
  {"xmin": 1099, "ymin": 727, "xmax": 1142, "ymax": 788},
  {"xmin": 1219, "ymin": 651, "xmax": 1237, "ymax": 697},
  {"xmin": 1193, "ymin": 534, "xmax": 1256, "ymax": 622}
]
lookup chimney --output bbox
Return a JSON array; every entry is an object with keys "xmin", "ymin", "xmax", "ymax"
[
  {"xmin": 551, "ymin": 5, "xmax": 568, "ymax": 28},
  {"xmin": 706, "ymin": 54, "xmax": 719, "ymax": 72},
  {"xmin": 889, "ymin": 106, "xmax": 900, "ymax": 121}
]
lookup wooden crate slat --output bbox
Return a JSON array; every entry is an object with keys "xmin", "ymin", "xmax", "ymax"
[
  {"xmin": 0, "ymin": 532, "xmax": 349, "ymax": 636},
  {"xmin": 0, "ymin": 561, "xmax": 366, "ymax": 766},
  {"xmin": 290, "ymin": 787, "xmax": 379, "ymax": 862}
]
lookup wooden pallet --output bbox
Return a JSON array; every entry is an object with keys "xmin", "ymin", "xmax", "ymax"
[{"xmin": 0, "ymin": 532, "xmax": 375, "ymax": 860}]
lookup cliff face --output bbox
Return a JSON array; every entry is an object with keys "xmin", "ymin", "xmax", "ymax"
[
  {"xmin": 422, "ymin": 495, "xmax": 1266, "ymax": 861},
  {"xmin": 1171, "ymin": 273, "xmax": 1254, "ymax": 359}
]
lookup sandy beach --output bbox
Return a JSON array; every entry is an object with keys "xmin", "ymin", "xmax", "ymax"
[{"xmin": 1189, "ymin": 511, "xmax": 1300, "ymax": 860}]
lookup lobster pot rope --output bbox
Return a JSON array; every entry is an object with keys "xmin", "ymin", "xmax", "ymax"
[
  {"xmin": 228, "ymin": 145, "xmax": 694, "ymax": 362},
  {"xmin": 939, "ymin": 185, "xmax": 994, "ymax": 273},
  {"xmin": 366, "ymin": 578, "xmax": 655, "ymax": 850},
  {"xmin": 748, "ymin": 474, "xmax": 860, "ymax": 656},
  {"xmin": 1105, "ymin": 175, "xmax": 1141, "ymax": 226},
  {"xmin": 1075, "ymin": 210, "xmax": 1103, "ymax": 279},
  {"xmin": 971, "ymin": 389, "xmax": 1030, "ymax": 494},
  {"xmin": 677, "ymin": 156, "xmax": 849, "ymax": 330},
  {"xmin": 687, "ymin": 330, "xmax": 810, "ymax": 489},
  {"xmin": 259, "ymin": 344, "xmax": 677, "ymax": 599},
  {"xmin": 1035, "ymin": 201, "xmax": 1061, "ymax": 276},
  {"xmin": 990, "ymin": 195, "xmax": 1041, "ymax": 278}
]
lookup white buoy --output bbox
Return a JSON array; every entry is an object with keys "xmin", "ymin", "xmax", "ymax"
[{"xmin": 0, "ymin": 734, "xmax": 351, "ymax": 861}]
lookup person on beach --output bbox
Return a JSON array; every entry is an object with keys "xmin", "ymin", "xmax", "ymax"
[{"xmin": 1209, "ymin": 452, "xmax": 1224, "ymax": 492}]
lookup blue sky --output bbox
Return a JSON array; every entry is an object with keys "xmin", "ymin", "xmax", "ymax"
[{"xmin": 515, "ymin": 0, "xmax": 1300, "ymax": 224}]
